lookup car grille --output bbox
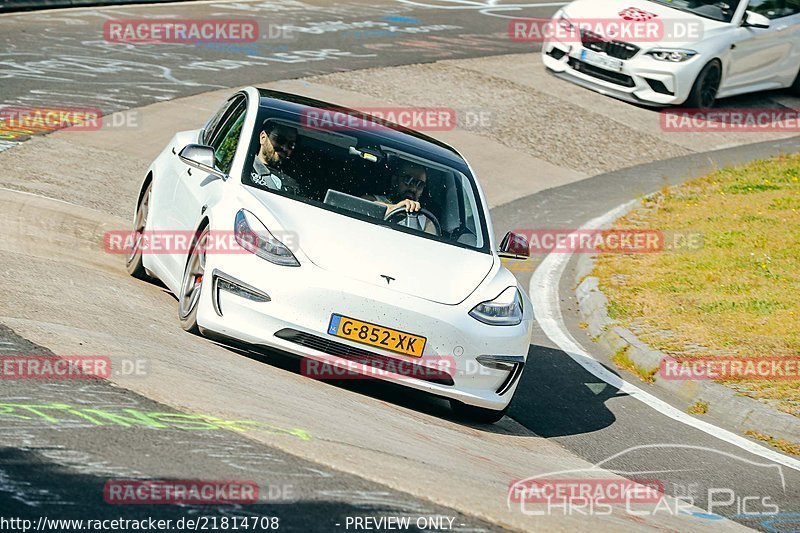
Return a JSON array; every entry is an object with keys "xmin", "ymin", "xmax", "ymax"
[
  {"xmin": 547, "ymin": 47, "xmax": 567, "ymax": 60},
  {"xmin": 581, "ymin": 30, "xmax": 640, "ymax": 60},
  {"xmin": 568, "ymin": 57, "xmax": 636, "ymax": 88},
  {"xmin": 274, "ymin": 328, "xmax": 455, "ymax": 386}
]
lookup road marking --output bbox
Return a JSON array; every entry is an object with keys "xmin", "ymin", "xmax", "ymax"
[
  {"xmin": 530, "ymin": 199, "xmax": 800, "ymax": 472},
  {"xmin": 584, "ymin": 383, "xmax": 607, "ymax": 395}
]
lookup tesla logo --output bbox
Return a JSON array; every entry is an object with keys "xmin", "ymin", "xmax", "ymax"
[
  {"xmin": 619, "ymin": 7, "xmax": 658, "ymax": 21},
  {"xmin": 380, "ymin": 275, "xmax": 395, "ymax": 285}
]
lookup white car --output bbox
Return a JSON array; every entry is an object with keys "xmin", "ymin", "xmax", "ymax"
[
  {"xmin": 126, "ymin": 87, "xmax": 533, "ymax": 423},
  {"xmin": 543, "ymin": 0, "xmax": 800, "ymax": 107}
]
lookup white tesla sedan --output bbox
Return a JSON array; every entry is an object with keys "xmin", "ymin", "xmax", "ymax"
[
  {"xmin": 542, "ymin": 0, "xmax": 800, "ymax": 107},
  {"xmin": 125, "ymin": 87, "xmax": 533, "ymax": 423}
]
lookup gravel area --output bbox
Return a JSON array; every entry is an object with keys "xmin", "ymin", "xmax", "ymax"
[{"xmin": 307, "ymin": 55, "xmax": 692, "ymax": 176}]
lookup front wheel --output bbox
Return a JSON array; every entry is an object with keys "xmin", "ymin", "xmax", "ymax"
[
  {"xmin": 125, "ymin": 181, "xmax": 152, "ymax": 279},
  {"xmin": 450, "ymin": 400, "xmax": 508, "ymax": 424},
  {"xmin": 790, "ymin": 67, "xmax": 800, "ymax": 95},
  {"xmin": 684, "ymin": 60, "xmax": 721, "ymax": 109},
  {"xmin": 178, "ymin": 227, "xmax": 209, "ymax": 334}
]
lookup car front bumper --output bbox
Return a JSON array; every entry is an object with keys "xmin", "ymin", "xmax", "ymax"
[
  {"xmin": 542, "ymin": 39, "xmax": 704, "ymax": 106},
  {"xmin": 196, "ymin": 250, "xmax": 533, "ymax": 411}
]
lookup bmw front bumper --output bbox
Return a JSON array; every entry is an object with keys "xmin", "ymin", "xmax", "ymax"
[{"xmin": 542, "ymin": 39, "xmax": 705, "ymax": 106}]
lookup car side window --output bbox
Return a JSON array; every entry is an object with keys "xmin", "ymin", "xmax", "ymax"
[
  {"xmin": 748, "ymin": 0, "xmax": 800, "ymax": 19},
  {"xmin": 211, "ymin": 99, "xmax": 247, "ymax": 174},
  {"xmin": 202, "ymin": 98, "xmax": 235, "ymax": 145}
]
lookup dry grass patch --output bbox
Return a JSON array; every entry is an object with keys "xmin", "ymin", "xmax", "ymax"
[
  {"xmin": 688, "ymin": 400, "xmax": 709, "ymax": 415},
  {"xmin": 611, "ymin": 347, "xmax": 657, "ymax": 384},
  {"xmin": 745, "ymin": 430, "xmax": 800, "ymax": 456},
  {"xmin": 594, "ymin": 154, "xmax": 800, "ymax": 416}
]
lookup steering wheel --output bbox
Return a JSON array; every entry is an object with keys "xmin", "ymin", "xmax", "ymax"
[{"xmin": 385, "ymin": 206, "xmax": 442, "ymax": 236}]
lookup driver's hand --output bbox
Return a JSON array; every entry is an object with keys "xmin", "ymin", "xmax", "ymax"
[{"xmin": 393, "ymin": 199, "xmax": 421, "ymax": 213}]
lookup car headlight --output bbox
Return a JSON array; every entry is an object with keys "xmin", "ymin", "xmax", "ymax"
[
  {"xmin": 469, "ymin": 287, "xmax": 523, "ymax": 326},
  {"xmin": 234, "ymin": 209, "xmax": 299, "ymax": 267},
  {"xmin": 556, "ymin": 12, "xmax": 574, "ymax": 31},
  {"xmin": 647, "ymin": 49, "xmax": 697, "ymax": 62}
]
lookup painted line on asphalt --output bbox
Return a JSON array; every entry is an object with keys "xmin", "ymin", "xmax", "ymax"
[{"xmin": 529, "ymin": 199, "xmax": 800, "ymax": 473}]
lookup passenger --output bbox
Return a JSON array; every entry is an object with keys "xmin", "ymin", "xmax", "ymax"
[{"xmin": 250, "ymin": 122, "xmax": 302, "ymax": 195}]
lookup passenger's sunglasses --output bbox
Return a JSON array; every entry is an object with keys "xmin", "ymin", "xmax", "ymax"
[
  {"xmin": 400, "ymin": 174, "xmax": 426, "ymax": 189},
  {"xmin": 269, "ymin": 132, "xmax": 296, "ymax": 151}
]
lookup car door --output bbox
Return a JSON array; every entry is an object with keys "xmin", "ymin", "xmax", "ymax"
[
  {"xmin": 724, "ymin": 0, "xmax": 800, "ymax": 91},
  {"xmin": 166, "ymin": 93, "xmax": 248, "ymax": 281}
]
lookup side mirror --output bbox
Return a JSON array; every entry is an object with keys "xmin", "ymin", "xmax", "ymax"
[
  {"xmin": 178, "ymin": 144, "xmax": 228, "ymax": 181},
  {"xmin": 742, "ymin": 11, "xmax": 770, "ymax": 29},
  {"xmin": 498, "ymin": 231, "xmax": 530, "ymax": 260}
]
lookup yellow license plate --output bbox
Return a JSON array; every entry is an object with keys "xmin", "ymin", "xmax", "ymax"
[{"xmin": 328, "ymin": 314, "xmax": 426, "ymax": 358}]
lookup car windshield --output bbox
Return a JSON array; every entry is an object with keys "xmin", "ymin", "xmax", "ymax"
[
  {"xmin": 644, "ymin": 0, "xmax": 741, "ymax": 22},
  {"xmin": 242, "ymin": 108, "xmax": 489, "ymax": 252}
]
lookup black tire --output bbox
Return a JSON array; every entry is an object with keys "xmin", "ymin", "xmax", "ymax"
[
  {"xmin": 684, "ymin": 60, "xmax": 722, "ymax": 109},
  {"xmin": 178, "ymin": 226, "xmax": 209, "ymax": 334},
  {"xmin": 790, "ymin": 67, "xmax": 800, "ymax": 96},
  {"xmin": 450, "ymin": 400, "xmax": 508, "ymax": 424},
  {"xmin": 125, "ymin": 181, "xmax": 152, "ymax": 279}
]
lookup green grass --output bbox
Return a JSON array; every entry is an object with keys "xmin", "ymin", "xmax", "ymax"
[{"xmin": 594, "ymin": 153, "xmax": 800, "ymax": 417}]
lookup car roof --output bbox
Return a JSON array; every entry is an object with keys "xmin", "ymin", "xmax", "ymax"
[{"xmin": 256, "ymin": 88, "xmax": 469, "ymax": 172}]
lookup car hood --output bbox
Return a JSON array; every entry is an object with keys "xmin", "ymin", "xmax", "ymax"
[
  {"xmin": 245, "ymin": 188, "xmax": 494, "ymax": 305},
  {"xmin": 562, "ymin": 0, "xmax": 728, "ymax": 45}
]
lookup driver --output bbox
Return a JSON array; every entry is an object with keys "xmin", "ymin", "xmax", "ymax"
[
  {"xmin": 366, "ymin": 160, "xmax": 437, "ymax": 234},
  {"xmin": 250, "ymin": 121, "xmax": 302, "ymax": 195}
]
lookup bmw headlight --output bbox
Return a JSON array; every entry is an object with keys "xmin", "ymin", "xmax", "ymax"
[
  {"xmin": 234, "ymin": 209, "xmax": 299, "ymax": 267},
  {"xmin": 647, "ymin": 49, "xmax": 697, "ymax": 62},
  {"xmin": 556, "ymin": 11, "xmax": 575, "ymax": 31},
  {"xmin": 469, "ymin": 287, "xmax": 523, "ymax": 326}
]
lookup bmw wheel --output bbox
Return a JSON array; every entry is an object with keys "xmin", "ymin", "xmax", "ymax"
[{"xmin": 685, "ymin": 60, "xmax": 722, "ymax": 109}]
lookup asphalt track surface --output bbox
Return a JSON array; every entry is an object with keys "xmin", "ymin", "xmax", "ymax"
[
  {"xmin": 0, "ymin": 1, "xmax": 799, "ymax": 532},
  {"xmin": 0, "ymin": 0, "xmax": 553, "ymax": 144}
]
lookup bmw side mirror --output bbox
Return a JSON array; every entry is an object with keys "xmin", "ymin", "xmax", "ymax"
[
  {"xmin": 742, "ymin": 11, "xmax": 770, "ymax": 29},
  {"xmin": 178, "ymin": 144, "xmax": 229, "ymax": 181},
  {"xmin": 498, "ymin": 231, "xmax": 530, "ymax": 260}
]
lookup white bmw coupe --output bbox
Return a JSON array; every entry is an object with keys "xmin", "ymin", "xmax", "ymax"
[
  {"xmin": 125, "ymin": 88, "xmax": 533, "ymax": 423},
  {"xmin": 543, "ymin": 0, "xmax": 800, "ymax": 107}
]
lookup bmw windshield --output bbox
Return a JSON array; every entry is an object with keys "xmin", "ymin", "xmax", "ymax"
[{"xmin": 644, "ymin": 0, "xmax": 742, "ymax": 22}]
